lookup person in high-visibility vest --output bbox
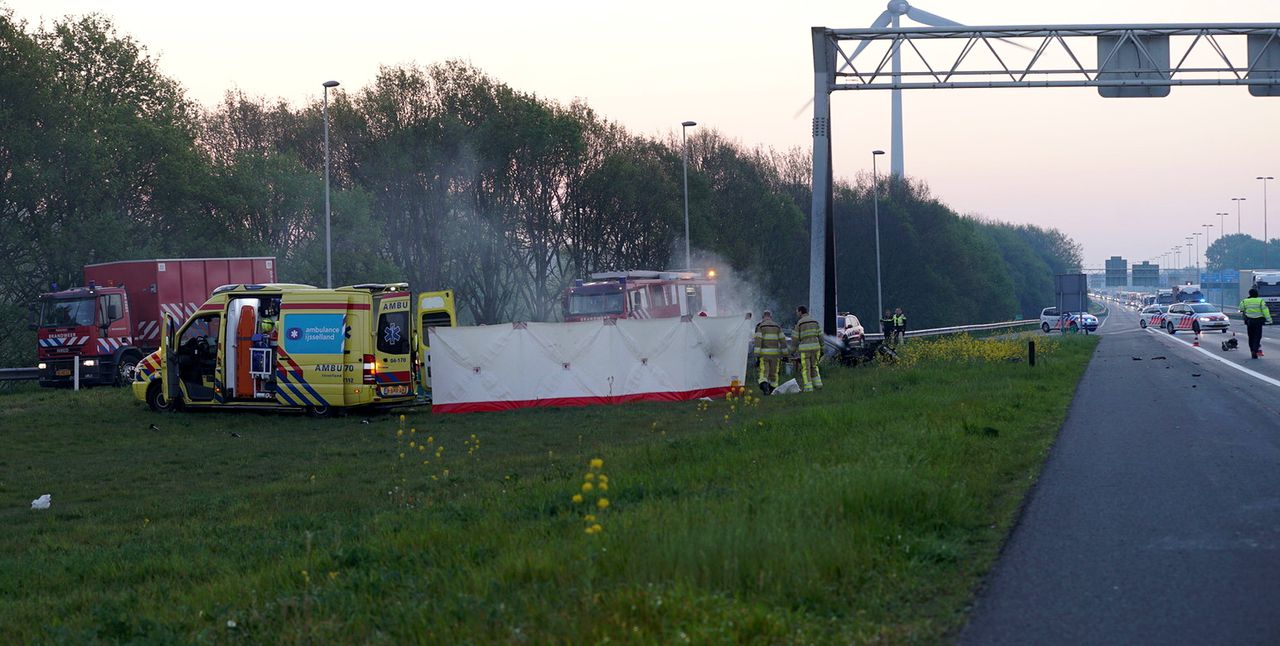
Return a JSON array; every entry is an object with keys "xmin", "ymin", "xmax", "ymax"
[
  {"xmin": 752, "ymin": 310, "xmax": 784, "ymax": 394},
  {"xmin": 1239, "ymin": 287, "xmax": 1274, "ymax": 359},
  {"xmin": 892, "ymin": 308, "xmax": 907, "ymax": 344},
  {"xmin": 792, "ymin": 305, "xmax": 823, "ymax": 392}
]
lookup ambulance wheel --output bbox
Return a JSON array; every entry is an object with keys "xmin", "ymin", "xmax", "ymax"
[
  {"xmin": 1041, "ymin": 322, "xmax": 1050, "ymax": 333},
  {"xmin": 146, "ymin": 382, "xmax": 173, "ymax": 413},
  {"xmin": 306, "ymin": 404, "xmax": 334, "ymax": 418},
  {"xmin": 115, "ymin": 351, "xmax": 141, "ymax": 387}
]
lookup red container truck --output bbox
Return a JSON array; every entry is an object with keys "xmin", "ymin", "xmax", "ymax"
[{"xmin": 33, "ymin": 257, "xmax": 276, "ymax": 387}]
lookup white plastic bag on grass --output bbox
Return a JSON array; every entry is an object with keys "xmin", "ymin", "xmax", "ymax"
[
  {"xmin": 772, "ymin": 379, "xmax": 801, "ymax": 395},
  {"xmin": 31, "ymin": 494, "xmax": 50, "ymax": 510}
]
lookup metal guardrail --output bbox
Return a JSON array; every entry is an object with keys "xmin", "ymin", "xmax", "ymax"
[
  {"xmin": 0, "ymin": 367, "xmax": 38, "ymax": 382},
  {"xmin": 860, "ymin": 319, "xmax": 1039, "ymax": 343}
]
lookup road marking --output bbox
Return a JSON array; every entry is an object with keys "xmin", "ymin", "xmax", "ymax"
[{"xmin": 1144, "ymin": 328, "xmax": 1280, "ymax": 389}]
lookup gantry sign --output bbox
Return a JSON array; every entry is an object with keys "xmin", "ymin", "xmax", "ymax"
[{"xmin": 809, "ymin": 23, "xmax": 1280, "ymax": 333}]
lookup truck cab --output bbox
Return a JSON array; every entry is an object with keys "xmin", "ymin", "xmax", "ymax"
[{"xmin": 33, "ymin": 284, "xmax": 137, "ymax": 386}]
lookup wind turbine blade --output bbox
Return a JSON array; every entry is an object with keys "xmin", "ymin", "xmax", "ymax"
[
  {"xmin": 905, "ymin": 6, "xmax": 962, "ymax": 28},
  {"xmin": 845, "ymin": 11, "xmax": 895, "ymax": 62}
]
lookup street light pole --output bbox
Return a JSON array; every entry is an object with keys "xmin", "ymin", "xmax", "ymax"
[
  {"xmin": 1258, "ymin": 176, "xmax": 1274, "ymax": 267},
  {"xmin": 681, "ymin": 120, "xmax": 697, "ymax": 270},
  {"xmin": 872, "ymin": 150, "xmax": 886, "ymax": 317},
  {"xmin": 1232, "ymin": 197, "xmax": 1247, "ymax": 235},
  {"xmin": 1192, "ymin": 232, "xmax": 1202, "ymax": 277},
  {"xmin": 323, "ymin": 80, "xmax": 340, "ymax": 289}
]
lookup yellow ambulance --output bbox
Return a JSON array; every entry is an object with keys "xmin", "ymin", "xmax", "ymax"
[{"xmin": 132, "ymin": 283, "xmax": 455, "ymax": 415}]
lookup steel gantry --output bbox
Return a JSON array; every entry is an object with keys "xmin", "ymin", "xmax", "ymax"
[{"xmin": 809, "ymin": 23, "xmax": 1280, "ymax": 333}]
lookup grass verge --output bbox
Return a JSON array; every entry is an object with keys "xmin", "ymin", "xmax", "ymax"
[{"xmin": 0, "ymin": 335, "xmax": 1098, "ymax": 644}]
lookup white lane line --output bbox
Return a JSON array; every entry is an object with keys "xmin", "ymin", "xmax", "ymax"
[{"xmin": 1144, "ymin": 328, "xmax": 1280, "ymax": 389}]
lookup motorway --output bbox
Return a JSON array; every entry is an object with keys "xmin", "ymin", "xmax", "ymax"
[{"xmin": 960, "ymin": 304, "xmax": 1280, "ymax": 645}]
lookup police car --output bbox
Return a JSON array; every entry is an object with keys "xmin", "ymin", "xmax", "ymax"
[
  {"xmin": 1162, "ymin": 302, "xmax": 1230, "ymax": 334},
  {"xmin": 1138, "ymin": 304, "xmax": 1169, "ymax": 329},
  {"xmin": 1039, "ymin": 307, "xmax": 1099, "ymax": 333}
]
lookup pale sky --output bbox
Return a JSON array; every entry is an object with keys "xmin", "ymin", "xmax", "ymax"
[{"xmin": 7, "ymin": 0, "xmax": 1280, "ymax": 269}]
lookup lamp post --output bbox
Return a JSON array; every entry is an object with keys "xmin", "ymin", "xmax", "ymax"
[
  {"xmin": 323, "ymin": 80, "xmax": 340, "ymax": 289},
  {"xmin": 681, "ymin": 120, "xmax": 697, "ymax": 270},
  {"xmin": 872, "ymin": 149, "xmax": 886, "ymax": 317},
  {"xmin": 1258, "ymin": 176, "xmax": 1274, "ymax": 267},
  {"xmin": 1203, "ymin": 223, "xmax": 1213, "ymax": 307},
  {"xmin": 1192, "ymin": 232, "xmax": 1202, "ymax": 277},
  {"xmin": 1232, "ymin": 197, "xmax": 1247, "ymax": 235}
]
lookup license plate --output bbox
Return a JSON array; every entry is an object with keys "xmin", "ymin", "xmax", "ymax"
[
  {"xmin": 380, "ymin": 384, "xmax": 409, "ymax": 397},
  {"xmin": 56, "ymin": 369, "xmax": 71, "ymax": 376}
]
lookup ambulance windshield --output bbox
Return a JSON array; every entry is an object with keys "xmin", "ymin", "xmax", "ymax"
[{"xmin": 39, "ymin": 297, "xmax": 95, "ymax": 327}]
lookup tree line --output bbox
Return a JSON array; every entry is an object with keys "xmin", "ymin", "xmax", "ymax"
[{"xmin": 0, "ymin": 13, "xmax": 1082, "ymax": 366}]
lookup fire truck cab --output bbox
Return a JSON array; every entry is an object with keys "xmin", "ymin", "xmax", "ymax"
[{"xmin": 563, "ymin": 270, "xmax": 718, "ymax": 322}]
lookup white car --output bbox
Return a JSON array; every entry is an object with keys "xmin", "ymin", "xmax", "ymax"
[
  {"xmin": 1162, "ymin": 302, "xmax": 1230, "ymax": 334},
  {"xmin": 1040, "ymin": 307, "xmax": 1099, "ymax": 333},
  {"xmin": 1138, "ymin": 305, "xmax": 1169, "ymax": 329},
  {"xmin": 836, "ymin": 313, "xmax": 865, "ymax": 345}
]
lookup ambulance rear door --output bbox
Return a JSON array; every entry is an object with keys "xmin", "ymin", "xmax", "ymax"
[
  {"xmin": 417, "ymin": 290, "xmax": 457, "ymax": 398},
  {"xmin": 373, "ymin": 289, "xmax": 414, "ymax": 401}
]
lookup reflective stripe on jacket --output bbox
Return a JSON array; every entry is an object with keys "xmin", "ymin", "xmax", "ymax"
[
  {"xmin": 892, "ymin": 314, "xmax": 906, "ymax": 326},
  {"xmin": 1239, "ymin": 297, "xmax": 1274, "ymax": 323},
  {"xmin": 753, "ymin": 321, "xmax": 784, "ymax": 356},
  {"xmin": 795, "ymin": 315, "xmax": 822, "ymax": 351}
]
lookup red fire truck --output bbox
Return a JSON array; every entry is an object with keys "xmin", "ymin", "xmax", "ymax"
[
  {"xmin": 563, "ymin": 270, "xmax": 719, "ymax": 322},
  {"xmin": 32, "ymin": 257, "xmax": 276, "ymax": 387}
]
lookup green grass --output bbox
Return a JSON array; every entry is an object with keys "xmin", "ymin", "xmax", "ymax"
[{"xmin": 0, "ymin": 336, "xmax": 1098, "ymax": 644}]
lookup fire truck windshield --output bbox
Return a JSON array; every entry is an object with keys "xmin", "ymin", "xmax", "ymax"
[
  {"xmin": 568, "ymin": 292, "xmax": 624, "ymax": 317},
  {"xmin": 39, "ymin": 297, "xmax": 95, "ymax": 327}
]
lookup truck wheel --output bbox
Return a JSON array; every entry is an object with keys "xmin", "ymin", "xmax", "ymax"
[
  {"xmin": 115, "ymin": 351, "xmax": 141, "ymax": 387},
  {"xmin": 146, "ymin": 381, "xmax": 173, "ymax": 412}
]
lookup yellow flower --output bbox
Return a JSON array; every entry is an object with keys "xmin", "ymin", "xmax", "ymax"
[
  {"xmin": 399, "ymin": 414, "xmax": 405, "ymax": 422},
  {"xmin": 442, "ymin": 469, "xmax": 449, "ymax": 477},
  {"xmin": 328, "ymin": 571, "xmax": 339, "ymax": 580},
  {"xmin": 408, "ymin": 441, "xmax": 416, "ymax": 448},
  {"xmin": 598, "ymin": 475, "xmax": 608, "ymax": 484},
  {"xmin": 599, "ymin": 482, "xmax": 609, "ymax": 492},
  {"xmin": 581, "ymin": 482, "xmax": 594, "ymax": 493},
  {"xmin": 585, "ymin": 514, "xmax": 596, "ymax": 522},
  {"xmin": 590, "ymin": 458, "xmax": 604, "ymax": 469},
  {"xmin": 410, "ymin": 428, "xmax": 416, "ymax": 434},
  {"xmin": 418, "ymin": 445, "xmax": 425, "ymax": 452},
  {"xmin": 398, "ymin": 452, "xmax": 405, "ymax": 459},
  {"xmin": 427, "ymin": 436, "xmax": 434, "ymax": 444},
  {"xmin": 572, "ymin": 494, "xmax": 584, "ymax": 504},
  {"xmin": 584, "ymin": 472, "xmax": 595, "ymax": 481},
  {"xmin": 584, "ymin": 526, "xmax": 596, "ymax": 535},
  {"xmin": 590, "ymin": 523, "xmax": 602, "ymax": 533},
  {"xmin": 597, "ymin": 498, "xmax": 609, "ymax": 510},
  {"xmin": 396, "ymin": 429, "xmax": 404, "ymax": 437}
]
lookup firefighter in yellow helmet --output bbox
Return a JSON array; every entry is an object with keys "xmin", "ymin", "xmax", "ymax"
[
  {"xmin": 792, "ymin": 305, "xmax": 823, "ymax": 392},
  {"xmin": 753, "ymin": 310, "xmax": 784, "ymax": 394}
]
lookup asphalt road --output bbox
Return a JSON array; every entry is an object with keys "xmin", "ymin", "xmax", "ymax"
[{"xmin": 959, "ymin": 304, "xmax": 1280, "ymax": 646}]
